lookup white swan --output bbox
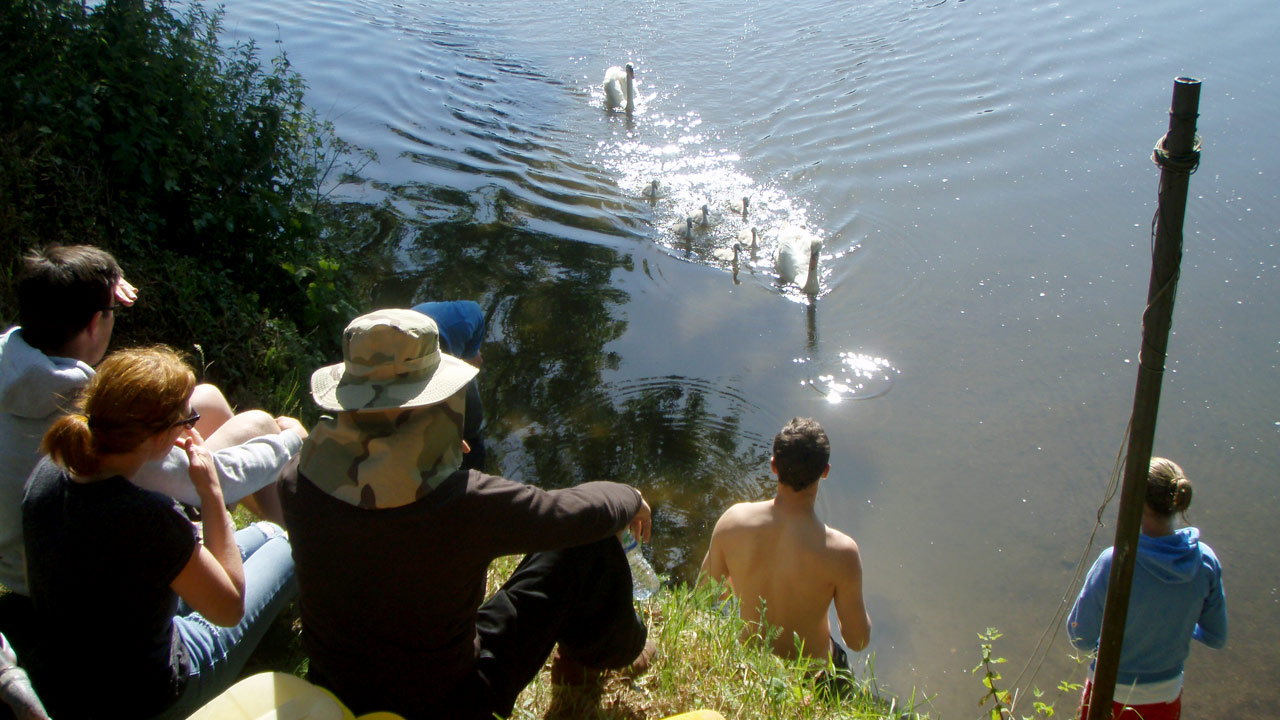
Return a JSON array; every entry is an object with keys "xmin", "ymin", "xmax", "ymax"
[
  {"xmin": 727, "ymin": 196, "xmax": 750, "ymax": 219},
  {"xmin": 775, "ymin": 225, "xmax": 823, "ymax": 295},
  {"xmin": 642, "ymin": 179, "xmax": 662, "ymax": 202},
  {"xmin": 603, "ymin": 63, "xmax": 636, "ymax": 113}
]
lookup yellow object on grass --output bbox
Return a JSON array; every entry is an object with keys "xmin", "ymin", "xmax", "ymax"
[
  {"xmin": 658, "ymin": 712, "xmax": 726, "ymax": 720},
  {"xmin": 188, "ymin": 672, "xmax": 405, "ymax": 720}
]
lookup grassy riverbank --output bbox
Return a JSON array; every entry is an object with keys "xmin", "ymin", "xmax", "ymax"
[
  {"xmin": 510, "ymin": 587, "xmax": 925, "ymax": 720},
  {"xmin": 243, "ymin": 552, "xmax": 928, "ymax": 720}
]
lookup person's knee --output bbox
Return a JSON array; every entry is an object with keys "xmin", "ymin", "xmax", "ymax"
[
  {"xmin": 190, "ymin": 384, "xmax": 234, "ymax": 435},
  {"xmin": 204, "ymin": 409, "xmax": 279, "ymax": 450}
]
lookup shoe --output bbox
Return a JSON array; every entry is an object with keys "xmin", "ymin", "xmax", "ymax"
[
  {"xmin": 549, "ymin": 639, "xmax": 658, "ymax": 687},
  {"xmin": 620, "ymin": 639, "xmax": 658, "ymax": 678},
  {"xmin": 549, "ymin": 648, "xmax": 593, "ymax": 687}
]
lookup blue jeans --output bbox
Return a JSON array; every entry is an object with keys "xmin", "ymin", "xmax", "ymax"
[{"xmin": 157, "ymin": 522, "xmax": 297, "ymax": 719}]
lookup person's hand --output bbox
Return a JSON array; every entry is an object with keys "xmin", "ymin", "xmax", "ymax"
[
  {"xmin": 275, "ymin": 416, "xmax": 308, "ymax": 440},
  {"xmin": 178, "ymin": 429, "xmax": 222, "ymax": 500},
  {"xmin": 114, "ymin": 277, "xmax": 138, "ymax": 307},
  {"xmin": 629, "ymin": 492, "xmax": 652, "ymax": 544}
]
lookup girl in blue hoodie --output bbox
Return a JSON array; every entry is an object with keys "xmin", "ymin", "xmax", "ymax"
[{"xmin": 1067, "ymin": 457, "xmax": 1228, "ymax": 720}]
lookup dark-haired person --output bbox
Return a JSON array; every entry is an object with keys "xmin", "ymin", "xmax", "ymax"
[
  {"xmin": 699, "ymin": 417, "xmax": 870, "ymax": 668},
  {"xmin": 21, "ymin": 346, "xmax": 296, "ymax": 718},
  {"xmin": 1066, "ymin": 457, "xmax": 1227, "ymax": 720},
  {"xmin": 0, "ymin": 246, "xmax": 304, "ymax": 652}
]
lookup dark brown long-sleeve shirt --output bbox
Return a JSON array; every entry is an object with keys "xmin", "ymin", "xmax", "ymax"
[{"xmin": 278, "ymin": 464, "xmax": 642, "ymax": 713}]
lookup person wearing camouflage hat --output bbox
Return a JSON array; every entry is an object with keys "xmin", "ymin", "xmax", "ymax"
[{"xmin": 279, "ymin": 309, "xmax": 656, "ymax": 720}]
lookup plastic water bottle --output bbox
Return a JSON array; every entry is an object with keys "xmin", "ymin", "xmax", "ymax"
[{"xmin": 620, "ymin": 529, "xmax": 661, "ymax": 600}]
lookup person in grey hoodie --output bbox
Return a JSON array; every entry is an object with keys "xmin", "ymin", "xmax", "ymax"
[
  {"xmin": 1066, "ymin": 457, "xmax": 1227, "ymax": 720},
  {"xmin": 0, "ymin": 246, "xmax": 304, "ymax": 604}
]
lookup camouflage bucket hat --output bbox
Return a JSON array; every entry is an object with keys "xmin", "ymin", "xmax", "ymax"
[{"xmin": 310, "ymin": 309, "xmax": 478, "ymax": 412}]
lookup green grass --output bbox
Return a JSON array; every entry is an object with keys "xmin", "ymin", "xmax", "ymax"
[{"xmin": 241, "ymin": 551, "xmax": 928, "ymax": 720}]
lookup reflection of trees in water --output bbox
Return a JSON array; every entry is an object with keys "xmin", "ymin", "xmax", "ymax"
[
  {"xmin": 518, "ymin": 377, "xmax": 771, "ymax": 582},
  {"xmin": 552, "ymin": 381, "xmax": 773, "ymax": 582},
  {"xmin": 368, "ymin": 183, "xmax": 771, "ymax": 581}
]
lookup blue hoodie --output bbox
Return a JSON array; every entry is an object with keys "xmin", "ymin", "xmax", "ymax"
[{"xmin": 1066, "ymin": 527, "xmax": 1227, "ymax": 687}]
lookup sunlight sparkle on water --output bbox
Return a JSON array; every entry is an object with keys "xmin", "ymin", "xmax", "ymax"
[
  {"xmin": 800, "ymin": 351, "xmax": 900, "ymax": 403},
  {"xmin": 588, "ymin": 103, "xmax": 827, "ymax": 281}
]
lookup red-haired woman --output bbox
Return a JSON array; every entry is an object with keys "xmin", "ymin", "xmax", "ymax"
[{"xmin": 21, "ymin": 346, "xmax": 297, "ymax": 718}]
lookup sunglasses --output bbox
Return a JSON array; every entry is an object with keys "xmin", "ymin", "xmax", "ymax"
[{"xmin": 169, "ymin": 410, "xmax": 201, "ymax": 430}]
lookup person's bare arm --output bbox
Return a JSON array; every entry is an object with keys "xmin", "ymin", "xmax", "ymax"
[
  {"xmin": 169, "ymin": 432, "xmax": 245, "ymax": 626},
  {"xmin": 698, "ymin": 512, "xmax": 735, "ymax": 597},
  {"xmin": 832, "ymin": 540, "xmax": 871, "ymax": 651}
]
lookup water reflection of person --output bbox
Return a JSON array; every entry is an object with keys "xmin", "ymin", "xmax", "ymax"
[
  {"xmin": 412, "ymin": 300, "xmax": 487, "ymax": 471},
  {"xmin": 21, "ymin": 346, "xmax": 297, "ymax": 718},
  {"xmin": 1067, "ymin": 457, "xmax": 1227, "ymax": 720},
  {"xmin": 279, "ymin": 309, "xmax": 656, "ymax": 720},
  {"xmin": 699, "ymin": 417, "xmax": 870, "ymax": 670}
]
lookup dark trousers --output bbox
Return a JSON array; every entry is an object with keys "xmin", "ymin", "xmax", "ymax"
[
  {"xmin": 317, "ymin": 536, "xmax": 646, "ymax": 720},
  {"xmin": 446, "ymin": 537, "xmax": 645, "ymax": 720}
]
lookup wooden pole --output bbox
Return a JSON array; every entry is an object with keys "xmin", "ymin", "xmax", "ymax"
[{"xmin": 1085, "ymin": 77, "xmax": 1201, "ymax": 720}]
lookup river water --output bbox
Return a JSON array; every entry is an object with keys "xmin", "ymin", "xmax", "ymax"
[{"xmin": 218, "ymin": 0, "xmax": 1278, "ymax": 716}]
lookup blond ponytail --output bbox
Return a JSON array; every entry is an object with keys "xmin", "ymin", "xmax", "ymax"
[{"xmin": 1146, "ymin": 456, "xmax": 1193, "ymax": 520}]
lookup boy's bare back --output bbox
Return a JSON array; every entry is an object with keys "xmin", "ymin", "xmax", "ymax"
[{"xmin": 701, "ymin": 497, "xmax": 870, "ymax": 660}]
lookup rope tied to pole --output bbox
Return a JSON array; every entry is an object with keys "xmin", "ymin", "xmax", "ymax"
[
  {"xmin": 1151, "ymin": 132, "xmax": 1201, "ymax": 175},
  {"xmin": 1138, "ymin": 270, "xmax": 1180, "ymax": 372}
]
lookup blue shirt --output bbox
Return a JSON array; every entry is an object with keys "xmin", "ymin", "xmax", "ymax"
[
  {"xmin": 413, "ymin": 301, "xmax": 484, "ymax": 359},
  {"xmin": 411, "ymin": 301, "xmax": 486, "ymax": 441}
]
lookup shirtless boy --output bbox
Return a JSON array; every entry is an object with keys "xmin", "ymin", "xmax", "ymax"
[{"xmin": 699, "ymin": 417, "xmax": 870, "ymax": 665}]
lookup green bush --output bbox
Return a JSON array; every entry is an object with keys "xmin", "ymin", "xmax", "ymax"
[{"xmin": 0, "ymin": 0, "xmax": 371, "ymax": 414}]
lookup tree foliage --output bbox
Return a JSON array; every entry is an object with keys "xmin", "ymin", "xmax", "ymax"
[{"xmin": 0, "ymin": 0, "xmax": 370, "ymax": 412}]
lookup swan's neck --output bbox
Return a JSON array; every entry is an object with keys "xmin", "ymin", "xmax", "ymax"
[
  {"xmin": 805, "ymin": 247, "xmax": 821, "ymax": 294},
  {"xmin": 625, "ymin": 70, "xmax": 635, "ymax": 111}
]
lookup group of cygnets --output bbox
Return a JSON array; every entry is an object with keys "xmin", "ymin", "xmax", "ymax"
[{"xmin": 603, "ymin": 62, "xmax": 825, "ymax": 297}]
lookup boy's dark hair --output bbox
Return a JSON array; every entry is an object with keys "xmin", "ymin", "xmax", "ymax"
[
  {"xmin": 17, "ymin": 245, "xmax": 122, "ymax": 354},
  {"xmin": 772, "ymin": 417, "xmax": 830, "ymax": 491}
]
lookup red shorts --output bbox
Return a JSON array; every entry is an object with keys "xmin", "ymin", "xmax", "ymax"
[{"xmin": 1078, "ymin": 680, "xmax": 1182, "ymax": 720}]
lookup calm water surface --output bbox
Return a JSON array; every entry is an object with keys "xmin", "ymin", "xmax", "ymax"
[{"xmin": 220, "ymin": 0, "xmax": 1278, "ymax": 716}]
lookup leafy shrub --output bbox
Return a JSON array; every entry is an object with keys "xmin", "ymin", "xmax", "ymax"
[{"xmin": 0, "ymin": 0, "xmax": 372, "ymax": 414}]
